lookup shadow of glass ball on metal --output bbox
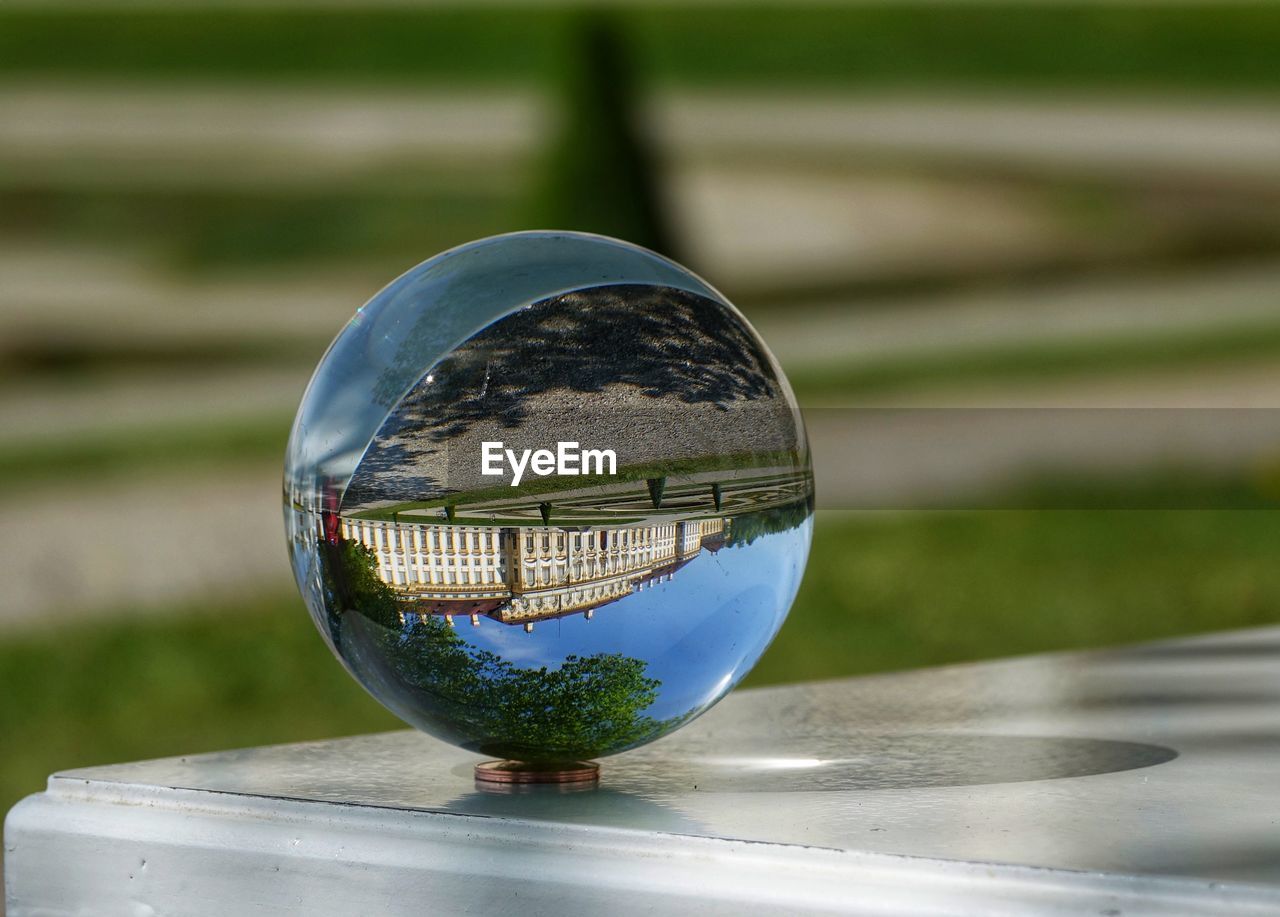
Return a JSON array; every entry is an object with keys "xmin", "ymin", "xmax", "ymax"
[{"xmin": 284, "ymin": 232, "xmax": 813, "ymax": 774}]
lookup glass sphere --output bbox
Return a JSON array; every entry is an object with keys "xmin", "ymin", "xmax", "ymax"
[{"xmin": 284, "ymin": 231, "xmax": 813, "ymax": 764}]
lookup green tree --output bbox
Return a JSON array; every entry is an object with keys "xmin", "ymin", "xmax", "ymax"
[
  {"xmin": 322, "ymin": 539, "xmax": 402, "ymax": 630},
  {"xmin": 482, "ymin": 652, "xmax": 665, "ymax": 761},
  {"xmin": 383, "ymin": 616, "xmax": 670, "ymax": 761},
  {"xmin": 726, "ymin": 498, "xmax": 814, "ymax": 548},
  {"xmin": 327, "ymin": 538, "xmax": 674, "ymax": 761},
  {"xmin": 647, "ymin": 476, "xmax": 666, "ymax": 508},
  {"xmin": 525, "ymin": 10, "xmax": 678, "ymax": 257}
]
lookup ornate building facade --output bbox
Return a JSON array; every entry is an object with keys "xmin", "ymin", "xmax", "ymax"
[{"xmin": 339, "ymin": 517, "xmax": 727, "ymax": 629}]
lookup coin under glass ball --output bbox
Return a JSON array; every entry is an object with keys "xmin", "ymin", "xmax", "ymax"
[{"xmin": 284, "ymin": 231, "xmax": 813, "ymax": 767}]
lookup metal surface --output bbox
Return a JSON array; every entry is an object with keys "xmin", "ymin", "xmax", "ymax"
[{"xmin": 8, "ymin": 626, "xmax": 1280, "ymax": 915}]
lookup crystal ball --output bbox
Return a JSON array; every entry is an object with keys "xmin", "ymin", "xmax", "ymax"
[{"xmin": 284, "ymin": 231, "xmax": 813, "ymax": 763}]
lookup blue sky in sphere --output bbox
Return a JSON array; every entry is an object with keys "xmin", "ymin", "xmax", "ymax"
[{"xmin": 454, "ymin": 521, "xmax": 812, "ymax": 722}]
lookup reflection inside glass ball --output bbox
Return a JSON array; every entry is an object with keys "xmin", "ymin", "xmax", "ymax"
[{"xmin": 286, "ymin": 237, "xmax": 812, "ymax": 764}]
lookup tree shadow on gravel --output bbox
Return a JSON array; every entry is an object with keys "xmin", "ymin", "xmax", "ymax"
[{"xmin": 351, "ymin": 283, "xmax": 787, "ymax": 505}]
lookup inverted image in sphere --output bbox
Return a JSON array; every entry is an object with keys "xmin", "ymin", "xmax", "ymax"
[{"xmin": 284, "ymin": 232, "xmax": 813, "ymax": 763}]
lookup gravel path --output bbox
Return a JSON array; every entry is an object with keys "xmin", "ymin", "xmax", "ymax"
[
  {"xmin": 0, "ymin": 466, "xmax": 292, "ymax": 632},
  {"xmin": 753, "ymin": 260, "xmax": 1280, "ymax": 376},
  {"xmin": 7, "ymin": 87, "xmax": 1280, "ymax": 182}
]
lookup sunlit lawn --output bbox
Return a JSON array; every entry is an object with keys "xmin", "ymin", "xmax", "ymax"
[
  {"xmin": 3, "ymin": 505, "xmax": 1278, "ymax": 818},
  {"xmin": 3, "ymin": 6, "xmax": 1278, "ymax": 91}
]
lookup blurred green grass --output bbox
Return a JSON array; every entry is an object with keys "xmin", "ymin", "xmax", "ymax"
[
  {"xmin": 790, "ymin": 318, "xmax": 1280, "ymax": 398},
  {"xmin": 0, "ymin": 416, "xmax": 288, "ymax": 494},
  {"xmin": 2, "ymin": 6, "xmax": 1279, "ymax": 90},
  {"xmin": 4, "ymin": 506, "xmax": 1279, "ymax": 817},
  {"xmin": 0, "ymin": 184, "xmax": 513, "ymax": 275},
  {"xmin": 752, "ymin": 506, "xmax": 1280, "ymax": 682}
]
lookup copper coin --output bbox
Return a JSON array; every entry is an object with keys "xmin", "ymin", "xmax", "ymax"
[{"xmin": 475, "ymin": 759, "xmax": 600, "ymax": 786}]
